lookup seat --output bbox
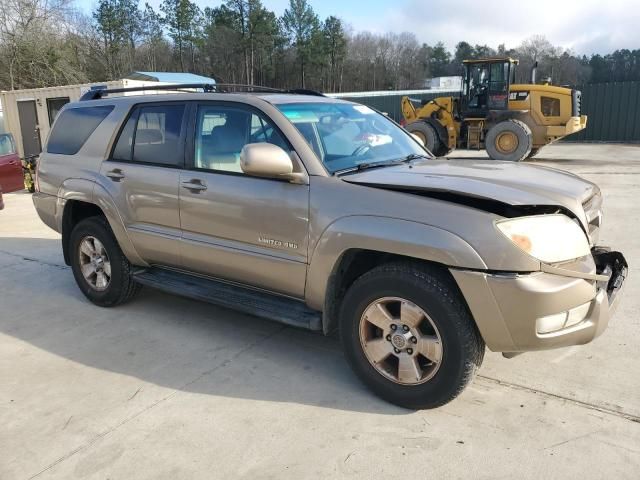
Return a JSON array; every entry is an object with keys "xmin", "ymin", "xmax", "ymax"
[{"xmin": 198, "ymin": 113, "xmax": 248, "ymax": 172}]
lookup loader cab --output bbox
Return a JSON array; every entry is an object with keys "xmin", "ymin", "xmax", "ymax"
[{"xmin": 462, "ymin": 58, "xmax": 517, "ymax": 115}]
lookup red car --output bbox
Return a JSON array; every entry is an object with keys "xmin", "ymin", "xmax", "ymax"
[{"xmin": 0, "ymin": 133, "xmax": 24, "ymax": 194}]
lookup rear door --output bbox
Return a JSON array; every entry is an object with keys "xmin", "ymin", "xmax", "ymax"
[
  {"xmin": 0, "ymin": 134, "xmax": 24, "ymax": 193},
  {"xmin": 179, "ymin": 102, "xmax": 310, "ymax": 297},
  {"xmin": 100, "ymin": 102, "xmax": 188, "ymax": 267}
]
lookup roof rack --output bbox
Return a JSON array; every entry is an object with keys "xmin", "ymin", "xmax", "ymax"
[{"xmin": 79, "ymin": 83, "xmax": 325, "ymax": 101}]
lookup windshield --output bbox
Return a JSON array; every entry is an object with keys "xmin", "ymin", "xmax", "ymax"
[
  {"xmin": 276, "ymin": 102, "xmax": 429, "ymax": 173},
  {"xmin": 0, "ymin": 134, "xmax": 16, "ymax": 156}
]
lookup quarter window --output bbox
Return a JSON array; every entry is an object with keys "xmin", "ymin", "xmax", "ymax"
[
  {"xmin": 193, "ymin": 105, "xmax": 289, "ymax": 173},
  {"xmin": 47, "ymin": 105, "xmax": 114, "ymax": 155},
  {"xmin": 541, "ymin": 96, "xmax": 560, "ymax": 117},
  {"xmin": 112, "ymin": 103, "xmax": 186, "ymax": 167}
]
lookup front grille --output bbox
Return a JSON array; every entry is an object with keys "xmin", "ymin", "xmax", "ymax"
[
  {"xmin": 583, "ymin": 193, "xmax": 602, "ymax": 243},
  {"xmin": 572, "ymin": 89, "xmax": 582, "ymax": 117}
]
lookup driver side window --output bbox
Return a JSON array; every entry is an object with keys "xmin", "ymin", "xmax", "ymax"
[{"xmin": 194, "ymin": 105, "xmax": 289, "ymax": 173}]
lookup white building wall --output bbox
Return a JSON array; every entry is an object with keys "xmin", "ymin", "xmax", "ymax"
[{"xmin": 0, "ymin": 79, "xmax": 182, "ymax": 158}]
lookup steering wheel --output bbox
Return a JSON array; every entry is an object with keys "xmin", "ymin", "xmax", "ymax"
[{"xmin": 351, "ymin": 144, "xmax": 371, "ymax": 157}]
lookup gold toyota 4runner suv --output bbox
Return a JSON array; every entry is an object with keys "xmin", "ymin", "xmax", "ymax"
[{"xmin": 32, "ymin": 84, "xmax": 627, "ymax": 409}]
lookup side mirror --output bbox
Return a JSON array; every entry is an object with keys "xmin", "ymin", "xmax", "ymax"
[
  {"xmin": 240, "ymin": 143, "xmax": 305, "ymax": 183},
  {"xmin": 410, "ymin": 133, "xmax": 425, "ymax": 146}
]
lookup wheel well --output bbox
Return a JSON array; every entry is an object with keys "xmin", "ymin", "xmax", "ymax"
[
  {"xmin": 61, "ymin": 200, "xmax": 105, "ymax": 265},
  {"xmin": 322, "ymin": 249, "xmax": 452, "ymax": 335}
]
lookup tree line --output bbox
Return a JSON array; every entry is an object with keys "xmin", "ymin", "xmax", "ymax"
[{"xmin": 1, "ymin": 0, "xmax": 639, "ymax": 93}]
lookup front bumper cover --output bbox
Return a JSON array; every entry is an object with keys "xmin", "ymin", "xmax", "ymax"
[{"xmin": 451, "ymin": 248, "xmax": 627, "ymax": 353}]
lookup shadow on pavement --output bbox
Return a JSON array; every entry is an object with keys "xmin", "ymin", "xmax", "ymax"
[{"xmin": 0, "ymin": 237, "xmax": 407, "ymax": 415}]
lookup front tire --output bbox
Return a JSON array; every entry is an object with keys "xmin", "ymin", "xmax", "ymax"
[
  {"xmin": 339, "ymin": 262, "xmax": 484, "ymax": 409},
  {"xmin": 69, "ymin": 216, "xmax": 141, "ymax": 307},
  {"xmin": 485, "ymin": 119, "xmax": 532, "ymax": 161}
]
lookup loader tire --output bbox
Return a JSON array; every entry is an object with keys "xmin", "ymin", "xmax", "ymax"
[
  {"xmin": 406, "ymin": 122, "xmax": 445, "ymax": 157},
  {"xmin": 485, "ymin": 119, "xmax": 532, "ymax": 162}
]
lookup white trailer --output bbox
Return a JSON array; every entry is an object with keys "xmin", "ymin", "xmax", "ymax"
[{"xmin": 0, "ymin": 77, "xmax": 209, "ymax": 158}]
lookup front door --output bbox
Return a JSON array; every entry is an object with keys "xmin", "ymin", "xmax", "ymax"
[
  {"xmin": 487, "ymin": 61, "xmax": 510, "ymax": 110},
  {"xmin": 17, "ymin": 100, "xmax": 41, "ymax": 157},
  {"xmin": 0, "ymin": 133, "xmax": 24, "ymax": 193},
  {"xmin": 100, "ymin": 102, "xmax": 188, "ymax": 267},
  {"xmin": 179, "ymin": 103, "xmax": 310, "ymax": 298}
]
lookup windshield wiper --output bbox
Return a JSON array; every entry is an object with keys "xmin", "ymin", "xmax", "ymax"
[
  {"xmin": 400, "ymin": 153, "xmax": 430, "ymax": 162},
  {"xmin": 334, "ymin": 160, "xmax": 402, "ymax": 176},
  {"xmin": 333, "ymin": 153, "xmax": 430, "ymax": 176}
]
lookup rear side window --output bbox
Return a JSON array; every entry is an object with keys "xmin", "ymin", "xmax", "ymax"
[
  {"xmin": 541, "ymin": 96, "xmax": 560, "ymax": 117},
  {"xmin": 47, "ymin": 106, "xmax": 114, "ymax": 155},
  {"xmin": 112, "ymin": 103, "xmax": 185, "ymax": 167}
]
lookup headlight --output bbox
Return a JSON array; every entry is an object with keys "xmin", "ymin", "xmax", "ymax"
[{"xmin": 496, "ymin": 214, "xmax": 591, "ymax": 264}]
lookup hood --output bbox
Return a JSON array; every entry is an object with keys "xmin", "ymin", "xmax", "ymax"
[{"xmin": 342, "ymin": 159, "xmax": 598, "ymax": 226}]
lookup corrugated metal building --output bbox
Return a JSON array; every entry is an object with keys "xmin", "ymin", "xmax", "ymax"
[
  {"xmin": 568, "ymin": 81, "xmax": 640, "ymax": 142},
  {"xmin": 0, "ymin": 73, "xmax": 215, "ymax": 158}
]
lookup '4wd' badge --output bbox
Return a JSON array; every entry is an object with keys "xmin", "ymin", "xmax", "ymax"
[{"xmin": 258, "ymin": 235, "xmax": 299, "ymax": 250}]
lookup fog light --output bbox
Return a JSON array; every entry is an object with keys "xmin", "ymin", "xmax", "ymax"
[
  {"xmin": 565, "ymin": 302, "xmax": 591, "ymax": 328},
  {"xmin": 536, "ymin": 302, "xmax": 592, "ymax": 334},
  {"xmin": 536, "ymin": 312, "xmax": 568, "ymax": 334}
]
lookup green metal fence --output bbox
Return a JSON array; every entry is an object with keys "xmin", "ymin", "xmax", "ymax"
[
  {"xmin": 570, "ymin": 81, "xmax": 640, "ymax": 142},
  {"xmin": 335, "ymin": 81, "xmax": 640, "ymax": 142}
]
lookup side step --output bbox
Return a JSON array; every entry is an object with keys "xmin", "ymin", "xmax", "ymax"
[{"xmin": 133, "ymin": 268, "xmax": 322, "ymax": 331}]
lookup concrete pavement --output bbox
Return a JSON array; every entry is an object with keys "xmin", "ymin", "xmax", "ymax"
[{"xmin": 1, "ymin": 143, "xmax": 639, "ymax": 479}]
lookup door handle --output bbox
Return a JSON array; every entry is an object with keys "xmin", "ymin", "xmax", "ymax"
[
  {"xmin": 106, "ymin": 169, "xmax": 125, "ymax": 181},
  {"xmin": 181, "ymin": 180, "xmax": 207, "ymax": 192},
  {"xmin": 8, "ymin": 160, "xmax": 18, "ymax": 165}
]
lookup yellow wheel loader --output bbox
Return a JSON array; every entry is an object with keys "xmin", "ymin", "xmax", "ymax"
[{"xmin": 401, "ymin": 57, "xmax": 588, "ymax": 161}]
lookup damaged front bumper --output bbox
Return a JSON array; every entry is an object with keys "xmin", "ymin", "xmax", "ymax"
[{"xmin": 450, "ymin": 248, "xmax": 628, "ymax": 353}]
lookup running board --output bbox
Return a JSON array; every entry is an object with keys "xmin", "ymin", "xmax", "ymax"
[{"xmin": 133, "ymin": 268, "xmax": 322, "ymax": 331}]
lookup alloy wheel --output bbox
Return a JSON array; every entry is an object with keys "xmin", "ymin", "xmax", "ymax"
[
  {"xmin": 78, "ymin": 236, "xmax": 112, "ymax": 291},
  {"xmin": 359, "ymin": 297, "xmax": 443, "ymax": 385}
]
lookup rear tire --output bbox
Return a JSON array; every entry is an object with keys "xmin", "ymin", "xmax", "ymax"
[
  {"xmin": 69, "ymin": 216, "xmax": 141, "ymax": 307},
  {"xmin": 485, "ymin": 119, "xmax": 532, "ymax": 161},
  {"xmin": 339, "ymin": 262, "xmax": 485, "ymax": 409},
  {"xmin": 406, "ymin": 121, "xmax": 446, "ymax": 156}
]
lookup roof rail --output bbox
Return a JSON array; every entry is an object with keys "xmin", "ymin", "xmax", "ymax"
[
  {"xmin": 80, "ymin": 83, "xmax": 215, "ymax": 101},
  {"xmin": 285, "ymin": 88, "xmax": 325, "ymax": 97},
  {"xmin": 79, "ymin": 83, "xmax": 325, "ymax": 101}
]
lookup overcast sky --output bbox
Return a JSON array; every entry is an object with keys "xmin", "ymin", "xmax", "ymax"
[{"xmin": 77, "ymin": 0, "xmax": 639, "ymax": 55}]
